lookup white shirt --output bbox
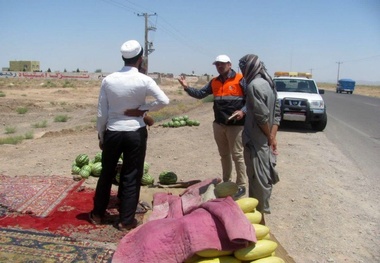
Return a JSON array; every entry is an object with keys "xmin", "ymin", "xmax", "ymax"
[{"xmin": 97, "ymin": 66, "xmax": 169, "ymax": 142}]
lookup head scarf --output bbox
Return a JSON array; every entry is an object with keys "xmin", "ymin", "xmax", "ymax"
[{"xmin": 239, "ymin": 54, "xmax": 275, "ymax": 90}]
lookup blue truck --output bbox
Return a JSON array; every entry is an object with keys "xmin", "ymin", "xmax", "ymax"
[{"xmin": 336, "ymin": 79, "xmax": 355, "ymax": 94}]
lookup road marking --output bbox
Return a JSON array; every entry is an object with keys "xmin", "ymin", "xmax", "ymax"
[{"xmin": 363, "ymin": 102, "xmax": 379, "ymax": 107}]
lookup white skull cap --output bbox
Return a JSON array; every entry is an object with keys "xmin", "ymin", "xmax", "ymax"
[{"xmin": 120, "ymin": 40, "xmax": 142, "ymax": 59}]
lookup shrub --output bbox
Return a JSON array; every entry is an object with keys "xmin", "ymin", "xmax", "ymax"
[
  {"xmin": 16, "ymin": 107, "xmax": 28, "ymax": 114},
  {"xmin": 5, "ymin": 126, "xmax": 16, "ymax": 134},
  {"xmin": 0, "ymin": 135, "xmax": 24, "ymax": 145},
  {"xmin": 32, "ymin": 120, "xmax": 48, "ymax": 128},
  {"xmin": 54, "ymin": 114, "xmax": 69, "ymax": 122},
  {"xmin": 24, "ymin": 131, "xmax": 34, "ymax": 139}
]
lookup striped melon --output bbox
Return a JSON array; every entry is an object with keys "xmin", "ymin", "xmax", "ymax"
[
  {"xmin": 144, "ymin": 162, "xmax": 150, "ymax": 174},
  {"xmin": 75, "ymin": 153, "xmax": 89, "ymax": 168},
  {"xmin": 79, "ymin": 169, "xmax": 90, "ymax": 179},
  {"xmin": 94, "ymin": 152, "xmax": 102, "ymax": 163},
  {"xmin": 141, "ymin": 173, "xmax": 154, "ymax": 185},
  {"xmin": 159, "ymin": 171, "xmax": 178, "ymax": 185},
  {"xmin": 81, "ymin": 164, "xmax": 92, "ymax": 173},
  {"xmin": 91, "ymin": 162, "xmax": 102, "ymax": 177},
  {"xmin": 214, "ymin": 182, "xmax": 238, "ymax": 198},
  {"xmin": 71, "ymin": 165, "xmax": 81, "ymax": 175}
]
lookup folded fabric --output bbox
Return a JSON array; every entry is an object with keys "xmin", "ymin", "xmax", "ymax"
[
  {"xmin": 112, "ymin": 196, "xmax": 256, "ymax": 263},
  {"xmin": 148, "ymin": 178, "xmax": 221, "ymax": 221}
]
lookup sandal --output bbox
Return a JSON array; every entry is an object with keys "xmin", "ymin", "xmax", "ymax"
[
  {"xmin": 88, "ymin": 212, "xmax": 103, "ymax": 225},
  {"xmin": 114, "ymin": 219, "xmax": 141, "ymax": 231}
]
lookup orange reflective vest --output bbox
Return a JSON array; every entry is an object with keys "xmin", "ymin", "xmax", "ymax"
[{"xmin": 210, "ymin": 72, "xmax": 245, "ymax": 125}]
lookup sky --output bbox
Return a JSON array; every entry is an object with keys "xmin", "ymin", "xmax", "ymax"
[{"xmin": 1, "ymin": 0, "xmax": 379, "ymax": 84}]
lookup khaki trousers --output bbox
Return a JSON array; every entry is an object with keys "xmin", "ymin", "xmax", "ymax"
[{"xmin": 212, "ymin": 122, "xmax": 247, "ymax": 187}]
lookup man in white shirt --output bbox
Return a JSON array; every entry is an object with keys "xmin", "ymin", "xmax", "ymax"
[{"xmin": 90, "ymin": 40, "xmax": 169, "ymax": 230}]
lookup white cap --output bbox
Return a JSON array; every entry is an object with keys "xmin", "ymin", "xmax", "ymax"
[
  {"xmin": 212, "ymin": 54, "xmax": 231, "ymax": 65},
  {"xmin": 120, "ymin": 40, "xmax": 142, "ymax": 59}
]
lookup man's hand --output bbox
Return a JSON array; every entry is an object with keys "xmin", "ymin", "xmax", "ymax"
[
  {"xmin": 143, "ymin": 115, "xmax": 155, "ymax": 126},
  {"xmin": 271, "ymin": 138, "xmax": 278, "ymax": 155},
  {"xmin": 232, "ymin": 110, "xmax": 245, "ymax": 120},
  {"xmin": 177, "ymin": 75, "xmax": 188, "ymax": 89}
]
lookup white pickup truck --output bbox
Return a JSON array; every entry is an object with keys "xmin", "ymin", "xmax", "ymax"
[{"xmin": 273, "ymin": 74, "xmax": 327, "ymax": 131}]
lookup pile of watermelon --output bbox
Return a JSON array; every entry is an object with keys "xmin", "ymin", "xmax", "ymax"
[
  {"xmin": 72, "ymin": 152, "xmax": 155, "ymax": 186},
  {"xmin": 107, "ymin": 158, "xmax": 154, "ymax": 186},
  {"xmin": 71, "ymin": 153, "xmax": 103, "ymax": 180},
  {"xmin": 140, "ymin": 162, "xmax": 155, "ymax": 186},
  {"xmin": 161, "ymin": 115, "xmax": 200, "ymax": 128}
]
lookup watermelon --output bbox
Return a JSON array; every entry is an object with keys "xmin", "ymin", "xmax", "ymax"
[
  {"xmin": 193, "ymin": 120, "xmax": 200, "ymax": 126},
  {"xmin": 214, "ymin": 182, "xmax": 239, "ymax": 198},
  {"xmin": 91, "ymin": 162, "xmax": 102, "ymax": 177},
  {"xmin": 159, "ymin": 171, "xmax": 178, "ymax": 185},
  {"xmin": 115, "ymin": 172, "xmax": 120, "ymax": 183},
  {"xmin": 186, "ymin": 120, "xmax": 194, "ymax": 126},
  {"xmin": 79, "ymin": 169, "xmax": 90, "ymax": 179},
  {"xmin": 71, "ymin": 165, "xmax": 81, "ymax": 175},
  {"xmin": 144, "ymin": 162, "xmax": 150, "ymax": 174},
  {"xmin": 180, "ymin": 120, "xmax": 186, "ymax": 126},
  {"xmin": 81, "ymin": 164, "xmax": 92, "ymax": 173},
  {"xmin": 94, "ymin": 152, "xmax": 102, "ymax": 163},
  {"xmin": 75, "ymin": 153, "xmax": 89, "ymax": 168},
  {"xmin": 141, "ymin": 173, "xmax": 154, "ymax": 185}
]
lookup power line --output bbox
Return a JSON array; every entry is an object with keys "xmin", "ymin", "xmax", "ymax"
[
  {"xmin": 101, "ymin": 0, "xmax": 140, "ymax": 14},
  {"xmin": 101, "ymin": 0, "xmax": 212, "ymax": 58}
]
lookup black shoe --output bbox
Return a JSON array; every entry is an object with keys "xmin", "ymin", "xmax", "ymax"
[{"xmin": 234, "ymin": 186, "xmax": 246, "ymax": 199}]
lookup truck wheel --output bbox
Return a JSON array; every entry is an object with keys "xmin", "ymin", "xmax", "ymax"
[{"xmin": 311, "ymin": 113, "xmax": 327, "ymax": 131}]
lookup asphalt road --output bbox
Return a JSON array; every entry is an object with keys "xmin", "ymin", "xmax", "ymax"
[{"xmin": 322, "ymin": 90, "xmax": 380, "ymax": 183}]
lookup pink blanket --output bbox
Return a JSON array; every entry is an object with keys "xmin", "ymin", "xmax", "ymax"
[
  {"xmin": 112, "ymin": 179, "xmax": 256, "ymax": 263},
  {"xmin": 147, "ymin": 178, "xmax": 221, "ymax": 221}
]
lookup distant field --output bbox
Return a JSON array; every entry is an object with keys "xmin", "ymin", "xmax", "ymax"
[
  {"xmin": 0, "ymin": 78, "xmax": 378, "ymax": 99},
  {"xmin": 318, "ymin": 82, "xmax": 380, "ymax": 98}
]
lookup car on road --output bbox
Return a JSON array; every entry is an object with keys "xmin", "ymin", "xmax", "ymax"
[
  {"xmin": 273, "ymin": 72, "xmax": 327, "ymax": 131},
  {"xmin": 336, "ymin": 78, "xmax": 355, "ymax": 94}
]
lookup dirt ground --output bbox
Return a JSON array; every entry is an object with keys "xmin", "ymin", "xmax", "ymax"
[{"xmin": 0, "ymin": 78, "xmax": 379, "ymax": 263}]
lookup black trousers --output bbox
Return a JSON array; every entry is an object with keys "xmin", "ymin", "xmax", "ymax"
[{"xmin": 92, "ymin": 127, "xmax": 147, "ymax": 224}]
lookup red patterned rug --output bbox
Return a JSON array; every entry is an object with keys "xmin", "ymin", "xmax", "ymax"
[
  {"xmin": 0, "ymin": 175, "xmax": 83, "ymax": 217},
  {"xmin": 0, "ymin": 186, "xmax": 145, "ymax": 243}
]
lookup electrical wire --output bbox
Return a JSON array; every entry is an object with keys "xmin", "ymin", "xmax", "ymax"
[{"xmin": 100, "ymin": 0, "xmax": 212, "ymax": 57}]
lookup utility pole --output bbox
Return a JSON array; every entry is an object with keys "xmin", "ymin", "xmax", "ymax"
[
  {"xmin": 336, "ymin": 61, "xmax": 343, "ymax": 83},
  {"xmin": 137, "ymin": 12, "xmax": 157, "ymax": 74}
]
